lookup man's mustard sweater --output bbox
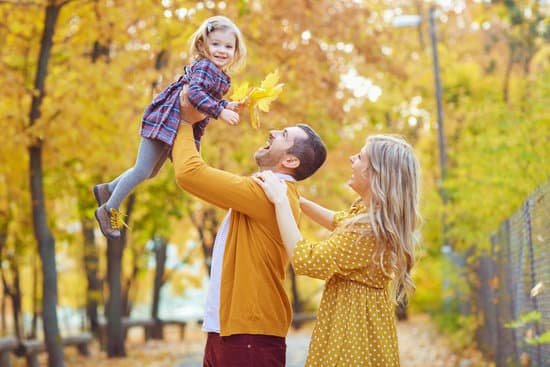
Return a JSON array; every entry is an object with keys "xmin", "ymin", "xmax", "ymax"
[{"xmin": 173, "ymin": 123, "xmax": 300, "ymax": 337}]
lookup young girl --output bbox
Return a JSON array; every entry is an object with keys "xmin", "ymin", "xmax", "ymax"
[
  {"xmin": 94, "ymin": 16, "xmax": 246, "ymax": 238},
  {"xmin": 253, "ymin": 135, "xmax": 421, "ymax": 366}
]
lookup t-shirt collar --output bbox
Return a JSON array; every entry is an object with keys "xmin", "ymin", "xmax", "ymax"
[{"xmin": 274, "ymin": 172, "xmax": 296, "ymax": 182}]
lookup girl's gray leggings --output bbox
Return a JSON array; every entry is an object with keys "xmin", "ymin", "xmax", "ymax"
[{"xmin": 105, "ymin": 137, "xmax": 170, "ymax": 210}]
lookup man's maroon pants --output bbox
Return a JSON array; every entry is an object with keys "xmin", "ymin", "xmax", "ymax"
[{"xmin": 203, "ymin": 332, "xmax": 286, "ymax": 367}]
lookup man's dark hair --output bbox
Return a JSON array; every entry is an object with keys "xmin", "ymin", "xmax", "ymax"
[{"xmin": 288, "ymin": 124, "xmax": 327, "ymax": 181}]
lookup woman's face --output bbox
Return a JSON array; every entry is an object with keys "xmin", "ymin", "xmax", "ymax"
[{"xmin": 348, "ymin": 146, "xmax": 371, "ymax": 198}]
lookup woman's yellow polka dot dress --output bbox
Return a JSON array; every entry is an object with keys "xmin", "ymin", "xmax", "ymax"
[{"xmin": 293, "ymin": 199, "xmax": 400, "ymax": 366}]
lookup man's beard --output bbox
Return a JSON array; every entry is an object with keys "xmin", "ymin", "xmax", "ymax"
[{"xmin": 254, "ymin": 148, "xmax": 277, "ymax": 169}]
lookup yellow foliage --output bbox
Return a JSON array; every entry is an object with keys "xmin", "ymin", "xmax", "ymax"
[{"xmin": 230, "ymin": 70, "xmax": 284, "ymax": 128}]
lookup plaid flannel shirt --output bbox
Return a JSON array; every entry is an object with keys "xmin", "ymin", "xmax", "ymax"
[{"xmin": 141, "ymin": 58, "xmax": 231, "ymax": 149}]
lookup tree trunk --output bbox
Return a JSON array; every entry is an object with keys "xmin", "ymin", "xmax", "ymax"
[
  {"xmin": 29, "ymin": 145, "xmax": 64, "ymax": 366},
  {"xmin": 150, "ymin": 237, "xmax": 167, "ymax": 339},
  {"xmin": 121, "ymin": 248, "xmax": 141, "ymax": 319},
  {"xmin": 105, "ymin": 193, "xmax": 135, "ymax": 357},
  {"xmin": 414, "ymin": 0, "xmax": 425, "ymax": 49},
  {"xmin": 105, "ymin": 235, "xmax": 126, "ymax": 357},
  {"xmin": 502, "ymin": 43, "xmax": 515, "ymax": 103},
  {"xmin": 82, "ymin": 216, "xmax": 101, "ymax": 336},
  {"xmin": 30, "ymin": 253, "xmax": 39, "ymax": 339},
  {"xmin": 1, "ymin": 264, "xmax": 23, "ymax": 339},
  {"xmin": 0, "ymin": 219, "xmax": 8, "ymax": 335},
  {"xmin": 289, "ymin": 265, "xmax": 304, "ymax": 329},
  {"xmin": 28, "ymin": 2, "xmax": 64, "ymax": 366},
  {"xmin": 0, "ymin": 288, "xmax": 5, "ymax": 336},
  {"xmin": 189, "ymin": 206, "xmax": 218, "ymax": 276}
]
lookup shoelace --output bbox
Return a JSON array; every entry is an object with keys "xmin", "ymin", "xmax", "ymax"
[{"xmin": 109, "ymin": 208, "xmax": 128, "ymax": 230}]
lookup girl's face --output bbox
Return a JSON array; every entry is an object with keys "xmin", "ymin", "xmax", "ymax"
[
  {"xmin": 348, "ymin": 147, "xmax": 371, "ymax": 198},
  {"xmin": 204, "ymin": 29, "xmax": 236, "ymax": 69}
]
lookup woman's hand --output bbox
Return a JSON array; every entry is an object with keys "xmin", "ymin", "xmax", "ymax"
[
  {"xmin": 253, "ymin": 170, "xmax": 301, "ymax": 257},
  {"xmin": 252, "ymin": 170, "xmax": 288, "ymax": 204}
]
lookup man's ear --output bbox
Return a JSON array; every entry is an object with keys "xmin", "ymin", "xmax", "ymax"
[{"xmin": 281, "ymin": 155, "xmax": 300, "ymax": 169}]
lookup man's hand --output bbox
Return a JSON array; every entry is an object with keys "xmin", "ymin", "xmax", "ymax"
[
  {"xmin": 220, "ymin": 109, "xmax": 240, "ymax": 126},
  {"xmin": 179, "ymin": 86, "xmax": 207, "ymax": 123}
]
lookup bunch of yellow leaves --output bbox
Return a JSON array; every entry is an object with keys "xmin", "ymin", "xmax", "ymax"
[{"xmin": 230, "ymin": 70, "xmax": 284, "ymax": 128}]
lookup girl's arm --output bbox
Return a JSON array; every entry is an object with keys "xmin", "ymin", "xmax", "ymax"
[
  {"xmin": 252, "ymin": 171, "xmax": 302, "ymax": 258},
  {"xmin": 186, "ymin": 60, "xmax": 228, "ymax": 118},
  {"xmin": 299, "ymin": 196, "xmax": 336, "ymax": 231}
]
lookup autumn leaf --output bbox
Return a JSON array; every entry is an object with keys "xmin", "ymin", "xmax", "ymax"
[
  {"xmin": 250, "ymin": 103, "xmax": 261, "ymax": 129},
  {"xmin": 251, "ymin": 83, "xmax": 284, "ymax": 112},
  {"xmin": 259, "ymin": 69, "xmax": 281, "ymax": 90},
  {"xmin": 230, "ymin": 81, "xmax": 250, "ymax": 102},
  {"xmin": 230, "ymin": 70, "xmax": 284, "ymax": 128}
]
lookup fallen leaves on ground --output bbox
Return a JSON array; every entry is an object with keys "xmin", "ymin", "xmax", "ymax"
[{"xmin": 398, "ymin": 314, "xmax": 493, "ymax": 367}]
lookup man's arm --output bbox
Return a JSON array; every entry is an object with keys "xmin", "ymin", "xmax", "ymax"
[{"xmin": 173, "ymin": 122, "xmax": 274, "ymax": 221}]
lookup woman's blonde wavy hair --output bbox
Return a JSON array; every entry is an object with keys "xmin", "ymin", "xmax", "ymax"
[
  {"xmin": 343, "ymin": 134, "xmax": 421, "ymax": 305},
  {"xmin": 188, "ymin": 16, "xmax": 247, "ymax": 72}
]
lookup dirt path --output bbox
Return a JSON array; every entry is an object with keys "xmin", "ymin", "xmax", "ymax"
[
  {"xmin": 175, "ymin": 313, "xmax": 489, "ymax": 367},
  {"xmin": 396, "ymin": 314, "xmax": 488, "ymax": 367},
  {"xmin": 47, "ymin": 314, "xmax": 488, "ymax": 367}
]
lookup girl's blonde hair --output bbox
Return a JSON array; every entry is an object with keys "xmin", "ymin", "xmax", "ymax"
[
  {"xmin": 344, "ymin": 134, "xmax": 421, "ymax": 305},
  {"xmin": 188, "ymin": 16, "xmax": 247, "ymax": 72}
]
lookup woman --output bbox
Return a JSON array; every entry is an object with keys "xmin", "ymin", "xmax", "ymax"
[{"xmin": 253, "ymin": 134, "xmax": 421, "ymax": 366}]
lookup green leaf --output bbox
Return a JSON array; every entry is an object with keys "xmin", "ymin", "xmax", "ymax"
[
  {"xmin": 505, "ymin": 311, "xmax": 542, "ymax": 329},
  {"xmin": 526, "ymin": 330, "xmax": 550, "ymax": 346}
]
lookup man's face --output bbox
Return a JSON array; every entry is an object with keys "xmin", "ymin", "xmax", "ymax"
[{"xmin": 254, "ymin": 126, "xmax": 308, "ymax": 170}]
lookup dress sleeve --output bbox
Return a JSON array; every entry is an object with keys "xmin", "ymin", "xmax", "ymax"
[
  {"xmin": 332, "ymin": 210, "xmax": 348, "ymax": 228},
  {"xmin": 292, "ymin": 225, "xmax": 377, "ymax": 281},
  {"xmin": 186, "ymin": 60, "xmax": 226, "ymax": 118}
]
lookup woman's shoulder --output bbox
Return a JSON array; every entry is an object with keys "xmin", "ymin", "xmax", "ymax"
[
  {"xmin": 346, "ymin": 201, "xmax": 377, "ymax": 234},
  {"xmin": 349, "ymin": 197, "xmax": 366, "ymax": 212}
]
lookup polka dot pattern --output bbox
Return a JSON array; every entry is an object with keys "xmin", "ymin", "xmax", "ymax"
[{"xmin": 293, "ymin": 200, "xmax": 400, "ymax": 366}]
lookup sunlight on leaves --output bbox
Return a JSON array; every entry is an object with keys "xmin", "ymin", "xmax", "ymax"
[{"xmin": 230, "ymin": 70, "xmax": 284, "ymax": 128}]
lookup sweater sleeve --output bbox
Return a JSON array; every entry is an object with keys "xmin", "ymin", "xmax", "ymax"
[{"xmin": 173, "ymin": 123, "xmax": 276, "ymax": 221}]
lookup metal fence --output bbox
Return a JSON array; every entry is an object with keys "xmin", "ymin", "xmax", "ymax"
[{"xmin": 473, "ymin": 181, "xmax": 549, "ymax": 367}]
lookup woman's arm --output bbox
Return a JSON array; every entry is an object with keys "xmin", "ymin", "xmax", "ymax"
[
  {"xmin": 299, "ymin": 196, "xmax": 336, "ymax": 231},
  {"xmin": 252, "ymin": 171, "xmax": 302, "ymax": 258}
]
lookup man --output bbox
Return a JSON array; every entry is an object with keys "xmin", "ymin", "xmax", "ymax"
[{"xmin": 173, "ymin": 96, "xmax": 327, "ymax": 367}]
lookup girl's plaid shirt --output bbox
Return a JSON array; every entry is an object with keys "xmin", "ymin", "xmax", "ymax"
[{"xmin": 141, "ymin": 58, "xmax": 230, "ymax": 149}]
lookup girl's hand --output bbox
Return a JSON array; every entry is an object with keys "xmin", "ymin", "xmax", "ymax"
[
  {"xmin": 226, "ymin": 101, "xmax": 243, "ymax": 113},
  {"xmin": 220, "ymin": 108, "xmax": 240, "ymax": 126},
  {"xmin": 252, "ymin": 170, "xmax": 288, "ymax": 204}
]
